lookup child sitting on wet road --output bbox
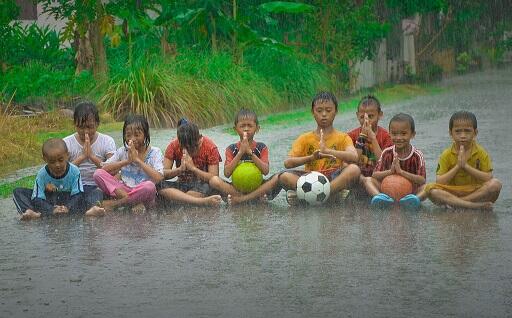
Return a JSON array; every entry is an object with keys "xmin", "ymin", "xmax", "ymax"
[
  {"xmin": 158, "ymin": 119, "xmax": 223, "ymax": 206},
  {"xmin": 279, "ymin": 91, "xmax": 360, "ymax": 205},
  {"xmin": 422, "ymin": 111, "xmax": 502, "ymax": 209},
  {"xmin": 93, "ymin": 115, "xmax": 164, "ymax": 213},
  {"xmin": 13, "ymin": 138, "xmax": 103, "ymax": 219},
  {"xmin": 364, "ymin": 113, "xmax": 426, "ymax": 210},
  {"xmin": 209, "ymin": 109, "xmax": 282, "ymax": 205},
  {"xmin": 64, "ymin": 102, "xmax": 116, "ymax": 216},
  {"xmin": 348, "ymin": 95, "xmax": 393, "ymax": 182}
]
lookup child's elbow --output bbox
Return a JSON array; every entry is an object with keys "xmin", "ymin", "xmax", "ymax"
[{"xmin": 154, "ymin": 173, "xmax": 164, "ymax": 184}]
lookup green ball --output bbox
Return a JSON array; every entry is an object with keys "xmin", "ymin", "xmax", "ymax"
[{"xmin": 232, "ymin": 162, "xmax": 263, "ymax": 193}]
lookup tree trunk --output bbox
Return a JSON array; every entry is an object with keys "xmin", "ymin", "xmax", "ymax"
[
  {"xmin": 210, "ymin": 12, "xmax": 217, "ymax": 53},
  {"xmin": 89, "ymin": 1, "xmax": 108, "ymax": 81},
  {"xmin": 74, "ymin": 27, "xmax": 94, "ymax": 76},
  {"xmin": 232, "ymin": 0, "xmax": 242, "ymax": 64},
  {"xmin": 89, "ymin": 18, "xmax": 108, "ymax": 81}
]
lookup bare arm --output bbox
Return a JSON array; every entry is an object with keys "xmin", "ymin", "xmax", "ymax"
[
  {"xmin": 101, "ymin": 159, "xmax": 130, "ymax": 176},
  {"xmin": 250, "ymin": 152, "xmax": 269, "ymax": 175},
  {"xmin": 190, "ymin": 163, "xmax": 219, "ymax": 183},
  {"xmin": 372, "ymin": 169, "xmax": 394, "ymax": 181},
  {"xmin": 133, "ymin": 157, "xmax": 164, "ymax": 183},
  {"xmin": 398, "ymin": 169, "xmax": 426, "ymax": 185},
  {"xmin": 224, "ymin": 151, "xmax": 244, "ymax": 177},
  {"xmin": 323, "ymin": 145, "xmax": 358, "ymax": 163},
  {"xmin": 163, "ymin": 157, "xmax": 185, "ymax": 179},
  {"xmin": 284, "ymin": 154, "xmax": 315, "ymax": 169}
]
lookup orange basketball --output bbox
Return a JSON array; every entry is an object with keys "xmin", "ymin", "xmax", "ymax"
[{"xmin": 381, "ymin": 174, "xmax": 413, "ymax": 201}]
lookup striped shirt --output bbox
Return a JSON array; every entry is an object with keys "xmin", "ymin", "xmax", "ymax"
[{"xmin": 374, "ymin": 145, "xmax": 426, "ymax": 181}]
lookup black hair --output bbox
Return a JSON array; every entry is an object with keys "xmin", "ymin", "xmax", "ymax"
[
  {"xmin": 389, "ymin": 113, "xmax": 415, "ymax": 133},
  {"xmin": 234, "ymin": 109, "xmax": 259, "ymax": 126},
  {"xmin": 177, "ymin": 118, "xmax": 201, "ymax": 153},
  {"xmin": 42, "ymin": 138, "xmax": 68, "ymax": 157},
  {"xmin": 122, "ymin": 114, "xmax": 150, "ymax": 149},
  {"xmin": 449, "ymin": 111, "xmax": 477, "ymax": 130},
  {"xmin": 311, "ymin": 91, "xmax": 338, "ymax": 111},
  {"xmin": 73, "ymin": 101, "xmax": 100, "ymax": 127},
  {"xmin": 358, "ymin": 94, "xmax": 382, "ymax": 112}
]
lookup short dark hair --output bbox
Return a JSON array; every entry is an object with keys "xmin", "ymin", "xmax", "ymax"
[
  {"xmin": 177, "ymin": 118, "xmax": 201, "ymax": 153},
  {"xmin": 358, "ymin": 94, "xmax": 382, "ymax": 112},
  {"xmin": 73, "ymin": 101, "xmax": 100, "ymax": 127},
  {"xmin": 449, "ymin": 111, "xmax": 477, "ymax": 130},
  {"xmin": 122, "ymin": 114, "xmax": 150, "ymax": 149},
  {"xmin": 234, "ymin": 109, "xmax": 258, "ymax": 126},
  {"xmin": 311, "ymin": 91, "xmax": 338, "ymax": 111},
  {"xmin": 389, "ymin": 113, "xmax": 415, "ymax": 133},
  {"xmin": 42, "ymin": 138, "xmax": 68, "ymax": 157}
]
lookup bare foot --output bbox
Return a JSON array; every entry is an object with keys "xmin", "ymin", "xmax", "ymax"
[
  {"xmin": 100, "ymin": 200, "xmax": 117, "ymax": 212},
  {"xmin": 228, "ymin": 194, "xmax": 243, "ymax": 206},
  {"xmin": 477, "ymin": 201, "xmax": 494, "ymax": 211},
  {"xmin": 131, "ymin": 203, "xmax": 146, "ymax": 214},
  {"xmin": 85, "ymin": 206, "xmax": 106, "ymax": 217},
  {"xmin": 204, "ymin": 195, "xmax": 222, "ymax": 206},
  {"xmin": 20, "ymin": 209, "xmax": 41, "ymax": 220},
  {"xmin": 258, "ymin": 194, "xmax": 269, "ymax": 204},
  {"xmin": 286, "ymin": 190, "xmax": 298, "ymax": 206}
]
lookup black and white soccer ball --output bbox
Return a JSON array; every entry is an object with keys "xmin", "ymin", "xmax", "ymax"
[{"xmin": 296, "ymin": 171, "xmax": 331, "ymax": 205}]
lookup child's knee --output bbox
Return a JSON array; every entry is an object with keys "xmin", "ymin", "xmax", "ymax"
[
  {"xmin": 344, "ymin": 164, "xmax": 361, "ymax": 178},
  {"xmin": 486, "ymin": 178, "xmax": 502, "ymax": 194},
  {"xmin": 93, "ymin": 169, "xmax": 108, "ymax": 181},
  {"xmin": 209, "ymin": 176, "xmax": 221, "ymax": 188}
]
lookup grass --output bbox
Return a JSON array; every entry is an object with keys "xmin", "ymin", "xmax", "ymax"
[
  {"xmin": 0, "ymin": 175, "xmax": 35, "ymax": 198},
  {"xmin": 222, "ymin": 83, "xmax": 444, "ymax": 134}
]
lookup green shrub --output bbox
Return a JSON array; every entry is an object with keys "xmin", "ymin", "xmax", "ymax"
[
  {"xmin": 419, "ymin": 62, "xmax": 443, "ymax": 83},
  {"xmin": 0, "ymin": 62, "xmax": 95, "ymax": 104},
  {"xmin": 245, "ymin": 47, "xmax": 332, "ymax": 105}
]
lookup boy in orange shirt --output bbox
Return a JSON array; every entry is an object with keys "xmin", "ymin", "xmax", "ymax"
[{"xmin": 279, "ymin": 92, "xmax": 360, "ymax": 205}]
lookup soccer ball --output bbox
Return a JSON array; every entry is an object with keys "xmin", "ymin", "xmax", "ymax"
[{"xmin": 296, "ymin": 171, "xmax": 331, "ymax": 205}]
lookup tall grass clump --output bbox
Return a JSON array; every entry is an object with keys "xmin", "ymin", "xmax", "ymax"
[
  {"xmin": 101, "ymin": 53, "xmax": 281, "ymax": 128},
  {"xmin": 244, "ymin": 47, "xmax": 333, "ymax": 105},
  {"xmin": 0, "ymin": 93, "xmax": 39, "ymax": 176}
]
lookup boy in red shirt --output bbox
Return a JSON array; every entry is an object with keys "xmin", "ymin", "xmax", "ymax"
[
  {"xmin": 210, "ymin": 109, "xmax": 281, "ymax": 204},
  {"xmin": 348, "ymin": 95, "xmax": 393, "ymax": 178}
]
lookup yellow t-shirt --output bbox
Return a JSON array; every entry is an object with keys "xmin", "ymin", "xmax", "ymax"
[
  {"xmin": 436, "ymin": 142, "xmax": 492, "ymax": 186},
  {"xmin": 288, "ymin": 130, "xmax": 353, "ymax": 175}
]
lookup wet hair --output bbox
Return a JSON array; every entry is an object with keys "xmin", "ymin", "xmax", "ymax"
[
  {"xmin": 177, "ymin": 118, "xmax": 201, "ymax": 153},
  {"xmin": 358, "ymin": 94, "xmax": 382, "ymax": 112},
  {"xmin": 122, "ymin": 114, "xmax": 150, "ymax": 149},
  {"xmin": 449, "ymin": 111, "xmax": 477, "ymax": 130},
  {"xmin": 42, "ymin": 138, "xmax": 68, "ymax": 157},
  {"xmin": 234, "ymin": 109, "xmax": 259, "ymax": 126},
  {"xmin": 311, "ymin": 91, "xmax": 338, "ymax": 111},
  {"xmin": 389, "ymin": 113, "xmax": 415, "ymax": 133},
  {"xmin": 73, "ymin": 101, "xmax": 100, "ymax": 127}
]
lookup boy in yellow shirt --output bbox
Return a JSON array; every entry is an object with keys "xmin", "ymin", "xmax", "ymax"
[
  {"xmin": 279, "ymin": 92, "xmax": 361, "ymax": 204},
  {"xmin": 424, "ymin": 111, "xmax": 501, "ymax": 209}
]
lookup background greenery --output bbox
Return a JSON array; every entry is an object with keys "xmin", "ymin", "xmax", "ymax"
[{"xmin": 0, "ymin": 0, "xmax": 510, "ymax": 179}]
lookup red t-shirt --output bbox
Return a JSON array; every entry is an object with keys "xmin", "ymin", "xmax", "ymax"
[
  {"xmin": 348, "ymin": 126, "xmax": 393, "ymax": 177},
  {"xmin": 225, "ymin": 140, "xmax": 269, "ymax": 166},
  {"xmin": 165, "ymin": 136, "xmax": 221, "ymax": 182}
]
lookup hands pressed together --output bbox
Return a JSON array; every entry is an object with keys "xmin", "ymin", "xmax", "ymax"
[{"xmin": 313, "ymin": 129, "xmax": 336, "ymax": 161}]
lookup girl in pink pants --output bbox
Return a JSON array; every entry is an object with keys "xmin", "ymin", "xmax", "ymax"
[{"xmin": 94, "ymin": 115, "xmax": 164, "ymax": 213}]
